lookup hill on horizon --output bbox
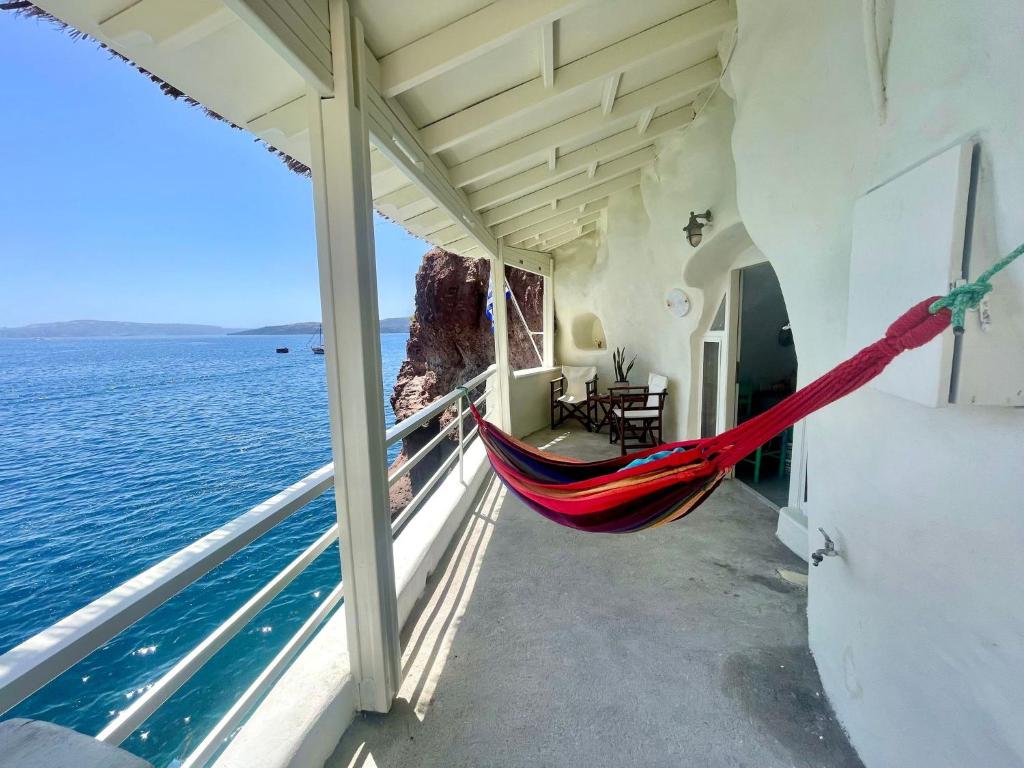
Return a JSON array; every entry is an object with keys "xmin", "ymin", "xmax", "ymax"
[
  {"xmin": 233, "ymin": 317, "xmax": 410, "ymax": 335},
  {"xmin": 0, "ymin": 319, "xmax": 237, "ymax": 338},
  {"xmin": 1, "ymin": 317, "xmax": 413, "ymax": 339}
]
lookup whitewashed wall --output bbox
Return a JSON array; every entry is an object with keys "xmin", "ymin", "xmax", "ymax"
[
  {"xmin": 554, "ymin": 1, "xmax": 1024, "ymax": 765},
  {"xmin": 728, "ymin": 2, "xmax": 1024, "ymax": 765},
  {"xmin": 552, "ymin": 92, "xmax": 750, "ymax": 441}
]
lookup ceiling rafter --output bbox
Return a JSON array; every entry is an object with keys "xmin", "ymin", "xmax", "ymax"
[
  {"xmin": 542, "ymin": 221, "xmax": 597, "ymax": 250},
  {"xmin": 503, "ymin": 199, "xmax": 609, "ymax": 245},
  {"xmin": 449, "ymin": 59, "xmax": 718, "ymax": 187},
  {"xmin": 403, "ymin": 207, "xmax": 453, "ymax": 237},
  {"xmin": 418, "ymin": 0, "xmax": 732, "ymax": 154},
  {"xmin": 540, "ymin": 21, "xmax": 556, "ymax": 88},
  {"xmin": 224, "ymin": 0, "xmax": 333, "ymax": 95},
  {"xmin": 520, "ymin": 212, "xmax": 602, "ymax": 247},
  {"xmin": 637, "ymin": 107, "xmax": 656, "ymax": 136},
  {"xmin": 481, "ymin": 147, "xmax": 654, "ymax": 226},
  {"xmin": 376, "ymin": 0, "xmax": 589, "ymax": 97},
  {"xmin": 374, "ymin": 183, "xmax": 422, "ymax": 211},
  {"xmin": 99, "ymin": 0, "xmax": 236, "ymax": 50},
  {"xmin": 467, "ymin": 106, "xmax": 692, "ymax": 210},
  {"xmin": 601, "ymin": 73, "xmax": 621, "ymax": 115},
  {"xmin": 494, "ymin": 171, "xmax": 639, "ymax": 237}
]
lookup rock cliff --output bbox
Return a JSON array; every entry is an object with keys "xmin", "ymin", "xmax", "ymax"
[{"xmin": 389, "ymin": 248, "xmax": 543, "ymax": 513}]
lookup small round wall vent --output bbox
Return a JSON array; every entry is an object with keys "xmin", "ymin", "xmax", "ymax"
[{"xmin": 664, "ymin": 288, "xmax": 691, "ymax": 318}]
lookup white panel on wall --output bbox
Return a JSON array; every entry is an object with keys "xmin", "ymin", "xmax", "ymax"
[
  {"xmin": 846, "ymin": 142, "xmax": 973, "ymax": 407},
  {"xmin": 950, "ymin": 152, "xmax": 1024, "ymax": 407}
]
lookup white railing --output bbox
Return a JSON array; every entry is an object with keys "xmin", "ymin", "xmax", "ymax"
[
  {"xmin": 0, "ymin": 365, "xmax": 495, "ymax": 765},
  {"xmin": 386, "ymin": 365, "xmax": 494, "ymax": 534}
]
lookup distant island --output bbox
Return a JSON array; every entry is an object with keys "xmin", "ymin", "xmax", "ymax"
[
  {"xmin": 0, "ymin": 319, "xmax": 238, "ymax": 338},
  {"xmin": 233, "ymin": 317, "xmax": 410, "ymax": 335},
  {"xmin": 379, "ymin": 317, "xmax": 411, "ymax": 333},
  {"xmin": 0, "ymin": 317, "xmax": 412, "ymax": 339}
]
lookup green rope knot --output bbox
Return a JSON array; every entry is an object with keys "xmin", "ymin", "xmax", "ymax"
[
  {"xmin": 456, "ymin": 386, "xmax": 470, "ymax": 400},
  {"xmin": 929, "ymin": 282, "xmax": 992, "ymax": 334},
  {"xmin": 928, "ymin": 241, "xmax": 1024, "ymax": 334}
]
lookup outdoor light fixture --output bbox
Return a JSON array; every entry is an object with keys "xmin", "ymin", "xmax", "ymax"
[{"xmin": 683, "ymin": 209, "xmax": 712, "ymax": 247}]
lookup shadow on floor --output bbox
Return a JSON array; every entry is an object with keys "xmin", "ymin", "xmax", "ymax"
[{"xmin": 328, "ymin": 427, "xmax": 861, "ymax": 768}]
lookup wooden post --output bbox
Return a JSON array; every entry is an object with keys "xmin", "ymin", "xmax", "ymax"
[
  {"xmin": 306, "ymin": 0, "xmax": 400, "ymax": 713},
  {"xmin": 491, "ymin": 241, "xmax": 513, "ymax": 430},
  {"xmin": 542, "ymin": 257, "xmax": 555, "ymax": 367}
]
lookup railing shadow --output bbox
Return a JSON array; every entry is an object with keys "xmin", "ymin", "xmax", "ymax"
[{"xmin": 328, "ymin": 475, "xmax": 504, "ymax": 768}]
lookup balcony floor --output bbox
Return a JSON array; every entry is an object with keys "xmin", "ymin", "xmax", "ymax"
[{"xmin": 328, "ymin": 426, "xmax": 862, "ymax": 768}]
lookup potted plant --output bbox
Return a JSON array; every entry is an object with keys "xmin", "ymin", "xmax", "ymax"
[{"xmin": 612, "ymin": 346, "xmax": 636, "ymax": 384}]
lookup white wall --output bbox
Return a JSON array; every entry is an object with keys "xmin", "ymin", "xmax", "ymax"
[
  {"xmin": 509, "ymin": 366, "xmax": 560, "ymax": 437},
  {"xmin": 553, "ymin": 92, "xmax": 747, "ymax": 441},
  {"xmin": 553, "ymin": 2, "xmax": 1024, "ymax": 765},
  {"xmin": 727, "ymin": 1, "xmax": 1024, "ymax": 765}
]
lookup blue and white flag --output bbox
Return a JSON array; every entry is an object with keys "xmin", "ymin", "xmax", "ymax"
[{"xmin": 485, "ymin": 283, "xmax": 511, "ymax": 333}]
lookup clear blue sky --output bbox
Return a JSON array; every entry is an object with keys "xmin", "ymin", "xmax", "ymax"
[{"xmin": 0, "ymin": 13, "xmax": 427, "ymax": 328}]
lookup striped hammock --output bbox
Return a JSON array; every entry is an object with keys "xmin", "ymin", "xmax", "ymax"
[{"xmin": 466, "ymin": 297, "xmax": 954, "ymax": 533}]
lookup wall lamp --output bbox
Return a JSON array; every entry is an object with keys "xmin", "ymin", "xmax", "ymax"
[{"xmin": 683, "ymin": 209, "xmax": 712, "ymax": 247}]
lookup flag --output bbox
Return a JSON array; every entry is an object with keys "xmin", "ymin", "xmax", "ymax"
[{"xmin": 485, "ymin": 283, "xmax": 511, "ymax": 333}]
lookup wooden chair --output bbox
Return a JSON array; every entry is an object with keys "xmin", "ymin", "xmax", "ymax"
[
  {"xmin": 609, "ymin": 373, "xmax": 668, "ymax": 455},
  {"xmin": 737, "ymin": 380, "xmax": 754, "ymax": 420},
  {"xmin": 550, "ymin": 366, "xmax": 598, "ymax": 430},
  {"xmin": 739, "ymin": 426, "xmax": 793, "ymax": 483}
]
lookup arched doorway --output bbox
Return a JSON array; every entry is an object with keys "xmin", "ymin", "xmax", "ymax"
[
  {"xmin": 733, "ymin": 262, "xmax": 798, "ymax": 505},
  {"xmin": 699, "ymin": 261, "xmax": 798, "ymax": 508}
]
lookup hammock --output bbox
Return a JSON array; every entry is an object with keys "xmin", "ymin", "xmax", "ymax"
[{"xmin": 463, "ymin": 245, "xmax": 1021, "ymax": 533}]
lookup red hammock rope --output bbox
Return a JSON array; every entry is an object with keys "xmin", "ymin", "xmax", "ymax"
[
  {"xmin": 464, "ymin": 297, "xmax": 954, "ymax": 533},
  {"xmin": 702, "ymin": 296, "xmax": 950, "ymax": 470}
]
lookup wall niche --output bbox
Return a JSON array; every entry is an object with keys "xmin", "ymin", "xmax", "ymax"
[{"xmin": 570, "ymin": 312, "xmax": 607, "ymax": 351}]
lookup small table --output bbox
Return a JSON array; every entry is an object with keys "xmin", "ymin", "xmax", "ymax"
[{"xmin": 591, "ymin": 394, "xmax": 614, "ymax": 433}]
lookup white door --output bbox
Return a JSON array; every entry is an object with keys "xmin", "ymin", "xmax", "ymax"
[{"xmin": 698, "ymin": 290, "xmax": 732, "ymax": 438}]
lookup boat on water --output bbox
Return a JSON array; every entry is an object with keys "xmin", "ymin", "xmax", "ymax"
[
  {"xmin": 275, "ymin": 347, "xmax": 289, "ymax": 353},
  {"xmin": 309, "ymin": 325, "xmax": 325, "ymax": 355}
]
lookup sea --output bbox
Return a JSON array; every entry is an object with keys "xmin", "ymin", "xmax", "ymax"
[{"xmin": 0, "ymin": 332, "xmax": 409, "ymax": 767}]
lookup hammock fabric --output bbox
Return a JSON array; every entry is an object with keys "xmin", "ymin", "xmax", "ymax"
[{"xmin": 465, "ymin": 296, "xmax": 955, "ymax": 533}]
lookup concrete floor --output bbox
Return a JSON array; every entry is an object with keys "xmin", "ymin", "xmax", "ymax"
[
  {"xmin": 328, "ymin": 426, "xmax": 862, "ymax": 768},
  {"xmin": 735, "ymin": 464, "xmax": 791, "ymax": 508}
]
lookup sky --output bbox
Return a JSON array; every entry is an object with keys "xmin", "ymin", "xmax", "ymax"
[{"xmin": 0, "ymin": 13, "xmax": 427, "ymax": 329}]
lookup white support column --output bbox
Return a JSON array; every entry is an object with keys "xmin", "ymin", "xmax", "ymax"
[
  {"xmin": 307, "ymin": 0, "xmax": 400, "ymax": 713},
  {"xmin": 543, "ymin": 258, "xmax": 555, "ymax": 367},
  {"xmin": 491, "ymin": 242, "xmax": 513, "ymax": 430}
]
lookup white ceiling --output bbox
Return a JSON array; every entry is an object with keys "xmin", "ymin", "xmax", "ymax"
[{"xmin": 29, "ymin": 0, "xmax": 735, "ymax": 259}]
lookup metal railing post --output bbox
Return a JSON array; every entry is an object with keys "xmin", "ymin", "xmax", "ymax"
[{"xmin": 458, "ymin": 394, "xmax": 465, "ymax": 484}]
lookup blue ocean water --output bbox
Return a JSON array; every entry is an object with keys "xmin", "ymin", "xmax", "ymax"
[{"xmin": 0, "ymin": 333, "xmax": 408, "ymax": 766}]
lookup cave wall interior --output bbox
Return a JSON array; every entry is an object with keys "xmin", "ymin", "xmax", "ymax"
[{"xmin": 552, "ymin": 2, "xmax": 1024, "ymax": 766}]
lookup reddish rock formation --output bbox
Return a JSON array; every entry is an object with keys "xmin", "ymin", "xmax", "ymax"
[{"xmin": 389, "ymin": 248, "xmax": 543, "ymax": 513}]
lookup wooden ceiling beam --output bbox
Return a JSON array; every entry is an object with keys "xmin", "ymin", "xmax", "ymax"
[
  {"xmin": 540, "ymin": 21, "xmax": 556, "ymax": 88},
  {"xmin": 225, "ymin": 0, "xmax": 333, "ymax": 94},
  {"xmin": 468, "ymin": 107, "xmax": 691, "ymax": 210},
  {"xmin": 449, "ymin": 60, "xmax": 718, "ymax": 188},
  {"xmin": 376, "ymin": 0, "xmax": 590, "ymax": 97},
  {"xmin": 494, "ymin": 171, "xmax": 638, "ymax": 238},
  {"xmin": 503, "ymin": 199, "xmax": 609, "ymax": 245},
  {"xmin": 541, "ymin": 221, "xmax": 597, "ymax": 250},
  {"xmin": 419, "ymin": 0, "xmax": 732, "ymax": 153},
  {"xmin": 481, "ymin": 147, "xmax": 654, "ymax": 226}
]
